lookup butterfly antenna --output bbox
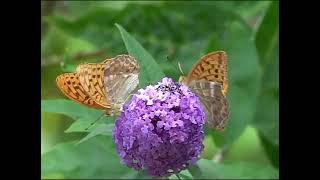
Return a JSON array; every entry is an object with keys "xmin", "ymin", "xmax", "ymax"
[
  {"xmin": 178, "ymin": 61, "xmax": 185, "ymax": 75},
  {"xmin": 84, "ymin": 112, "xmax": 105, "ymax": 131},
  {"xmin": 167, "ymin": 55, "xmax": 185, "ymax": 76}
]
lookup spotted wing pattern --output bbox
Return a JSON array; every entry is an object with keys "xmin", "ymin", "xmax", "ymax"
[
  {"xmin": 56, "ymin": 73, "xmax": 105, "ymax": 109},
  {"xmin": 186, "ymin": 51, "xmax": 228, "ymax": 95},
  {"xmin": 77, "ymin": 61, "xmax": 112, "ymax": 108}
]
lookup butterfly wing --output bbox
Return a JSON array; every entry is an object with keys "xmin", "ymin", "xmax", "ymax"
[
  {"xmin": 77, "ymin": 61, "xmax": 112, "ymax": 109},
  {"xmin": 188, "ymin": 80, "xmax": 229, "ymax": 130},
  {"xmin": 187, "ymin": 51, "xmax": 228, "ymax": 95},
  {"xmin": 57, "ymin": 54, "xmax": 140, "ymax": 115},
  {"xmin": 104, "ymin": 55, "xmax": 140, "ymax": 110},
  {"xmin": 56, "ymin": 73, "xmax": 105, "ymax": 109}
]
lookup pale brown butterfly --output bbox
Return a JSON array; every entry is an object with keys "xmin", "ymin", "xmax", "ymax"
[
  {"xmin": 179, "ymin": 51, "xmax": 229, "ymax": 131},
  {"xmin": 56, "ymin": 54, "xmax": 140, "ymax": 117}
]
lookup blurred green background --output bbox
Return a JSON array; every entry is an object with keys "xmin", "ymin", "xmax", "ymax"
[{"xmin": 41, "ymin": 1, "xmax": 278, "ymax": 179}]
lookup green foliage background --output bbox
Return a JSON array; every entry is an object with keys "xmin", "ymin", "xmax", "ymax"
[{"xmin": 41, "ymin": 1, "xmax": 279, "ymax": 179}]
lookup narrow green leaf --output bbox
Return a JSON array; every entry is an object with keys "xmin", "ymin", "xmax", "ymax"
[
  {"xmin": 115, "ymin": 23, "xmax": 165, "ymax": 87},
  {"xmin": 64, "ymin": 120, "xmax": 92, "ymax": 133},
  {"xmin": 77, "ymin": 123, "xmax": 114, "ymax": 144},
  {"xmin": 41, "ymin": 99, "xmax": 102, "ymax": 120},
  {"xmin": 41, "ymin": 99, "xmax": 115, "ymax": 133},
  {"xmin": 64, "ymin": 115, "xmax": 114, "ymax": 133}
]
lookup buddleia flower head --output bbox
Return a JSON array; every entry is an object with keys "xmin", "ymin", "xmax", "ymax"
[{"xmin": 112, "ymin": 77, "xmax": 206, "ymax": 177}]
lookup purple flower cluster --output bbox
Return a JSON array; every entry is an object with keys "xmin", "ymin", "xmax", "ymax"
[{"xmin": 112, "ymin": 77, "xmax": 206, "ymax": 177}]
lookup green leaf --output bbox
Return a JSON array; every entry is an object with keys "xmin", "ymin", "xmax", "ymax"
[
  {"xmin": 116, "ymin": 23, "xmax": 165, "ymax": 87},
  {"xmin": 255, "ymin": 1, "xmax": 279, "ymax": 68},
  {"xmin": 64, "ymin": 115, "xmax": 114, "ymax": 132},
  {"xmin": 64, "ymin": 120, "xmax": 91, "ymax": 132},
  {"xmin": 77, "ymin": 123, "xmax": 114, "ymax": 144},
  {"xmin": 41, "ymin": 136, "xmax": 145, "ymax": 179},
  {"xmin": 41, "ymin": 99, "xmax": 114, "ymax": 133},
  {"xmin": 189, "ymin": 159, "xmax": 278, "ymax": 179},
  {"xmin": 41, "ymin": 99, "xmax": 101, "ymax": 120}
]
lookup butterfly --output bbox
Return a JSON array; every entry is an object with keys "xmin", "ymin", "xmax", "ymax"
[
  {"xmin": 179, "ymin": 51, "xmax": 229, "ymax": 131},
  {"xmin": 56, "ymin": 54, "xmax": 140, "ymax": 116}
]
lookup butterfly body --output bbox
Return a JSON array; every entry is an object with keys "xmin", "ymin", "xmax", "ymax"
[
  {"xmin": 179, "ymin": 51, "xmax": 230, "ymax": 131},
  {"xmin": 56, "ymin": 54, "xmax": 140, "ymax": 116}
]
